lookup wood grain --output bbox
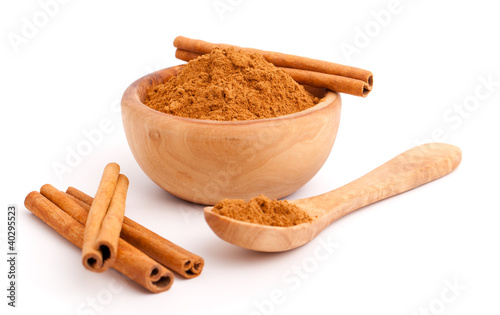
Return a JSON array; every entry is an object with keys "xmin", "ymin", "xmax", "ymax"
[
  {"xmin": 204, "ymin": 143, "xmax": 462, "ymax": 252},
  {"xmin": 121, "ymin": 65, "xmax": 342, "ymax": 205}
]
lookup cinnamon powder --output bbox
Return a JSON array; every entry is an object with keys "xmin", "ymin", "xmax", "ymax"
[
  {"xmin": 145, "ymin": 47, "xmax": 319, "ymax": 121},
  {"xmin": 212, "ymin": 195, "xmax": 312, "ymax": 227}
]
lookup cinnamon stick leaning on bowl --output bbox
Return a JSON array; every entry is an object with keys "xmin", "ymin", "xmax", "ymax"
[
  {"xmin": 66, "ymin": 187, "xmax": 204, "ymax": 279},
  {"xmin": 173, "ymin": 36, "xmax": 373, "ymax": 97}
]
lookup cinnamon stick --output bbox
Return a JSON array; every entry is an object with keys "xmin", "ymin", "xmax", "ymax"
[
  {"xmin": 175, "ymin": 49, "xmax": 371, "ymax": 97},
  {"xmin": 66, "ymin": 187, "xmax": 204, "ymax": 279},
  {"xmin": 173, "ymin": 36, "xmax": 373, "ymax": 97},
  {"xmin": 82, "ymin": 163, "xmax": 122, "ymax": 272},
  {"xmin": 95, "ymin": 174, "xmax": 128, "ymax": 267},
  {"xmin": 25, "ymin": 191, "xmax": 173, "ymax": 293}
]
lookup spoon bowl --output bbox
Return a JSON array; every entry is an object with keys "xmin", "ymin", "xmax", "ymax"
[
  {"xmin": 204, "ymin": 210, "xmax": 323, "ymax": 252},
  {"xmin": 204, "ymin": 143, "xmax": 462, "ymax": 252}
]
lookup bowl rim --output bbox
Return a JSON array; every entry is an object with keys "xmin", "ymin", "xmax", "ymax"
[{"xmin": 122, "ymin": 65, "xmax": 341, "ymax": 126}]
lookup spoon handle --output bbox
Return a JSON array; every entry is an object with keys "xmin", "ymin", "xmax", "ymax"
[{"xmin": 295, "ymin": 143, "xmax": 462, "ymax": 224}]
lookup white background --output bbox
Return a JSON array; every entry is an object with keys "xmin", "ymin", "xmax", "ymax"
[{"xmin": 1, "ymin": 1, "xmax": 499, "ymax": 314}]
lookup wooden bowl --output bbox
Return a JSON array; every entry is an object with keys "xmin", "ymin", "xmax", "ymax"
[{"xmin": 121, "ymin": 65, "xmax": 342, "ymax": 205}]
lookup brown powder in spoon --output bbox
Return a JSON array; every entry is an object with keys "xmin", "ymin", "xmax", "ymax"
[
  {"xmin": 144, "ymin": 47, "xmax": 319, "ymax": 121},
  {"xmin": 212, "ymin": 195, "xmax": 312, "ymax": 227}
]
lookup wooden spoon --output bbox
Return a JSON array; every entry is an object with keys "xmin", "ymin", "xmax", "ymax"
[{"xmin": 204, "ymin": 143, "xmax": 462, "ymax": 252}]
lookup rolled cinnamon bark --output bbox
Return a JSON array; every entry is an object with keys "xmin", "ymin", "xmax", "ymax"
[
  {"xmin": 82, "ymin": 163, "xmax": 121, "ymax": 272},
  {"xmin": 66, "ymin": 187, "xmax": 94, "ymax": 206},
  {"xmin": 175, "ymin": 49, "xmax": 371, "ymax": 97},
  {"xmin": 25, "ymin": 191, "xmax": 173, "ymax": 293},
  {"xmin": 175, "ymin": 48, "xmax": 203, "ymax": 62},
  {"xmin": 66, "ymin": 187, "xmax": 204, "ymax": 279},
  {"xmin": 41, "ymin": 184, "xmax": 88, "ymax": 223},
  {"xmin": 94, "ymin": 174, "xmax": 128, "ymax": 270},
  {"xmin": 281, "ymin": 67, "xmax": 371, "ymax": 97},
  {"xmin": 173, "ymin": 36, "xmax": 373, "ymax": 92}
]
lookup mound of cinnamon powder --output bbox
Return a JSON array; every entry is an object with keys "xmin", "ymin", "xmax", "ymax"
[
  {"xmin": 145, "ymin": 47, "xmax": 319, "ymax": 121},
  {"xmin": 212, "ymin": 195, "xmax": 312, "ymax": 227}
]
